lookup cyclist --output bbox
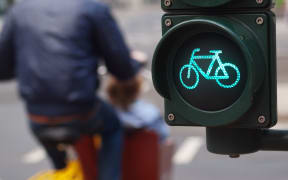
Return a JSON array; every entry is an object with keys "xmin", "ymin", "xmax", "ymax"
[{"xmin": 0, "ymin": 0, "xmax": 140, "ymax": 180}]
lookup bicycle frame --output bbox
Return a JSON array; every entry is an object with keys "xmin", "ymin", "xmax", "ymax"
[
  {"xmin": 187, "ymin": 48, "xmax": 229, "ymax": 80},
  {"xmin": 180, "ymin": 48, "xmax": 241, "ymax": 90}
]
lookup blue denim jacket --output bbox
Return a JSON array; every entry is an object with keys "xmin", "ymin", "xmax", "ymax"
[{"xmin": 0, "ymin": 0, "xmax": 139, "ymax": 115}]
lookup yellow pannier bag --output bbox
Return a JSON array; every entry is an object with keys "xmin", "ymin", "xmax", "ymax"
[{"xmin": 28, "ymin": 161, "xmax": 83, "ymax": 180}]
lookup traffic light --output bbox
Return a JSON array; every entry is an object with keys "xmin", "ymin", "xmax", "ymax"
[{"xmin": 152, "ymin": 0, "xmax": 277, "ymax": 155}]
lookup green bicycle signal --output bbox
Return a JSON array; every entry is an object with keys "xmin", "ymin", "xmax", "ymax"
[{"xmin": 179, "ymin": 48, "xmax": 241, "ymax": 89}]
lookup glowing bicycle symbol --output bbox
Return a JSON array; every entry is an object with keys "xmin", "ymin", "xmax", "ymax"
[{"xmin": 179, "ymin": 48, "xmax": 241, "ymax": 89}]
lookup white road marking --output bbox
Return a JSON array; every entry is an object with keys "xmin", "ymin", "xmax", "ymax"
[
  {"xmin": 142, "ymin": 80, "xmax": 151, "ymax": 93},
  {"xmin": 277, "ymin": 84, "xmax": 288, "ymax": 117},
  {"xmin": 141, "ymin": 69, "xmax": 152, "ymax": 93},
  {"xmin": 22, "ymin": 147, "xmax": 46, "ymax": 164},
  {"xmin": 141, "ymin": 69, "xmax": 152, "ymax": 81},
  {"xmin": 273, "ymin": 122, "xmax": 288, "ymax": 130},
  {"xmin": 173, "ymin": 136, "xmax": 203, "ymax": 165}
]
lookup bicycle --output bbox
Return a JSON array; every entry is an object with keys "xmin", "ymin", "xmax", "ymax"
[{"xmin": 179, "ymin": 48, "xmax": 240, "ymax": 90}]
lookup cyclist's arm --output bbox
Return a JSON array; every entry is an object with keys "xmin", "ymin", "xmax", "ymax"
[{"xmin": 91, "ymin": 4, "xmax": 140, "ymax": 81}]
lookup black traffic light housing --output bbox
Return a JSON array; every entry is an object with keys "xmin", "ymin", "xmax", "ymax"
[
  {"xmin": 152, "ymin": 0, "xmax": 279, "ymax": 156},
  {"xmin": 153, "ymin": 2, "xmax": 277, "ymax": 128}
]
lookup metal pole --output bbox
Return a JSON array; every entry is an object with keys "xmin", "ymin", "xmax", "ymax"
[
  {"xmin": 206, "ymin": 128, "xmax": 288, "ymax": 156},
  {"xmin": 260, "ymin": 129, "xmax": 288, "ymax": 151}
]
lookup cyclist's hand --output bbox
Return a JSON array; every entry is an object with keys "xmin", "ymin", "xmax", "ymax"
[{"xmin": 131, "ymin": 50, "xmax": 148, "ymax": 67}]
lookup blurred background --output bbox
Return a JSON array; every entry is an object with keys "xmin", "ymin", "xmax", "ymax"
[{"xmin": 0, "ymin": 0, "xmax": 288, "ymax": 180}]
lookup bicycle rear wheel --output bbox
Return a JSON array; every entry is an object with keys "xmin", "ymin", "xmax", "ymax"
[
  {"xmin": 179, "ymin": 65, "xmax": 199, "ymax": 90},
  {"xmin": 215, "ymin": 63, "xmax": 240, "ymax": 88}
]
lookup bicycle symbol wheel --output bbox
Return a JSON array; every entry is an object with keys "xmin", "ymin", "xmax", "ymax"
[
  {"xmin": 179, "ymin": 64, "xmax": 199, "ymax": 90},
  {"xmin": 215, "ymin": 63, "xmax": 240, "ymax": 88}
]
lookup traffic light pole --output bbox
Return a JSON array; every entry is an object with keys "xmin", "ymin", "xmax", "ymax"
[
  {"xmin": 260, "ymin": 129, "xmax": 288, "ymax": 151},
  {"xmin": 206, "ymin": 128, "xmax": 288, "ymax": 157}
]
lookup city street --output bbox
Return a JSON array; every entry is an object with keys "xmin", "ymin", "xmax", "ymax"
[{"xmin": 1, "ymin": 2, "xmax": 288, "ymax": 180}]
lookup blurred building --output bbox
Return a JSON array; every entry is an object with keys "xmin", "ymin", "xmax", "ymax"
[
  {"xmin": 0, "ymin": 0, "xmax": 159, "ymax": 13},
  {"xmin": 103, "ymin": 0, "xmax": 158, "ymax": 9},
  {"xmin": 0, "ymin": 0, "xmax": 20, "ymax": 14}
]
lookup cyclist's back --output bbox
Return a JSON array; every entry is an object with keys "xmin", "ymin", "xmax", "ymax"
[{"xmin": 2, "ymin": 0, "xmax": 138, "ymax": 115}]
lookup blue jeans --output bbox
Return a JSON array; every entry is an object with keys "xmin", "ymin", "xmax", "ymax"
[{"xmin": 30, "ymin": 98, "xmax": 123, "ymax": 180}]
